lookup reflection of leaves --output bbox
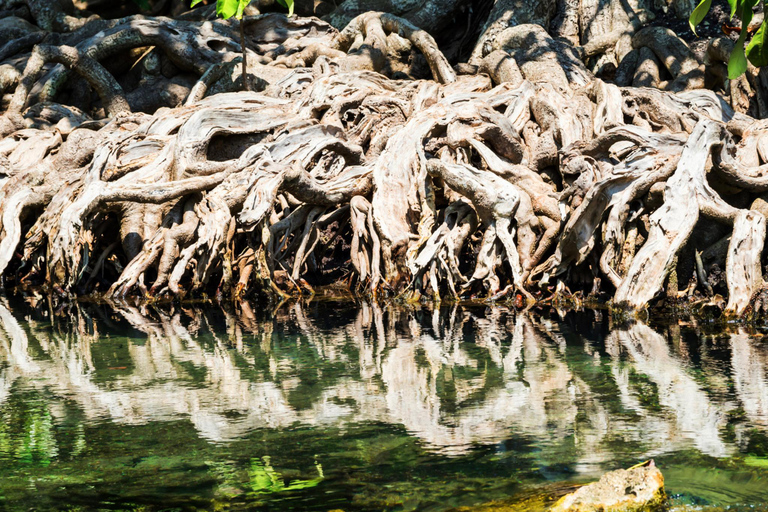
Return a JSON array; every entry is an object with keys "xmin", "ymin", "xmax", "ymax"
[
  {"xmin": 70, "ymin": 424, "xmax": 86, "ymax": 458},
  {"xmin": 208, "ymin": 459, "xmax": 247, "ymax": 499},
  {"xmin": 744, "ymin": 456, "xmax": 768, "ymax": 468},
  {"xmin": 248, "ymin": 456, "xmax": 323, "ymax": 495},
  {"xmin": 0, "ymin": 399, "xmax": 59, "ymax": 467},
  {"xmin": 249, "ymin": 456, "xmax": 281, "ymax": 492},
  {"xmin": 0, "ymin": 414, "xmax": 10, "ymax": 457}
]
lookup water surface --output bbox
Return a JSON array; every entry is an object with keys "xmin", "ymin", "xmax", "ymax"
[{"xmin": 1, "ymin": 298, "xmax": 768, "ymax": 510}]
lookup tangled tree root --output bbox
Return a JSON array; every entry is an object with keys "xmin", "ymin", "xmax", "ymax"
[{"xmin": 2, "ymin": 2, "xmax": 768, "ymax": 318}]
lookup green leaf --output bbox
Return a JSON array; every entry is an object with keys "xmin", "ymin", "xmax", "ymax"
[
  {"xmin": 729, "ymin": 40, "xmax": 749, "ymax": 78},
  {"xmin": 728, "ymin": 0, "xmax": 758, "ymax": 78},
  {"xmin": 275, "ymin": 0, "xmax": 294, "ymax": 16},
  {"xmin": 132, "ymin": 0, "xmax": 150, "ymax": 10},
  {"xmin": 747, "ymin": 19, "xmax": 768, "ymax": 66},
  {"xmin": 727, "ymin": 0, "xmax": 741, "ymax": 19},
  {"xmin": 216, "ymin": 0, "xmax": 239, "ymax": 19},
  {"xmin": 235, "ymin": 0, "xmax": 249, "ymax": 19},
  {"xmin": 689, "ymin": 0, "xmax": 712, "ymax": 35},
  {"xmin": 190, "ymin": 0, "xmax": 203, "ymax": 7},
  {"xmin": 283, "ymin": 477, "xmax": 322, "ymax": 491},
  {"xmin": 742, "ymin": 0, "xmax": 757, "ymax": 28},
  {"xmin": 744, "ymin": 456, "xmax": 768, "ymax": 468},
  {"xmin": 248, "ymin": 457, "xmax": 284, "ymax": 494}
]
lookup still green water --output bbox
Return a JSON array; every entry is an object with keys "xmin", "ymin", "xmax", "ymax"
[{"xmin": 1, "ymin": 297, "xmax": 768, "ymax": 511}]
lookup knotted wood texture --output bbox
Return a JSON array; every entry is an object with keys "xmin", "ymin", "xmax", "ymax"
[{"xmin": 1, "ymin": 2, "xmax": 768, "ymax": 316}]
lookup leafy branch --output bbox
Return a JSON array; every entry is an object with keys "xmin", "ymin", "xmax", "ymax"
[{"xmin": 690, "ymin": 0, "xmax": 768, "ymax": 77}]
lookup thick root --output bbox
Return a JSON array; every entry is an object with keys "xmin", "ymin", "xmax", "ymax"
[{"xmin": 0, "ymin": 5, "xmax": 767, "ymax": 319}]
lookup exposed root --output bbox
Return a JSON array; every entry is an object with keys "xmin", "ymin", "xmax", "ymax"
[{"xmin": 1, "ymin": 2, "xmax": 767, "ymax": 319}]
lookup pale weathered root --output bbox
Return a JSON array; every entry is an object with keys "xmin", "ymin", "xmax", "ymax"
[
  {"xmin": 350, "ymin": 195, "xmax": 383, "ymax": 294},
  {"xmin": 529, "ymin": 82, "xmax": 596, "ymax": 164},
  {"xmin": 404, "ymin": 199, "xmax": 477, "ymax": 299},
  {"xmin": 32, "ymin": 95, "xmax": 284, "ymax": 290},
  {"xmin": 185, "ymin": 60, "xmax": 245, "ymax": 106},
  {"xmin": 0, "ymin": 124, "xmax": 102, "ymax": 279},
  {"xmin": 426, "ymin": 159, "xmax": 536, "ymax": 301},
  {"xmin": 0, "ymin": 43, "xmax": 129, "ymax": 137},
  {"xmin": 713, "ymin": 125, "xmax": 768, "ymax": 192},
  {"xmin": 335, "ymin": 12, "xmax": 456, "ymax": 84},
  {"xmin": 0, "ymin": 186, "xmax": 48, "ymax": 277},
  {"xmin": 470, "ymin": 0, "xmax": 557, "ymax": 65},
  {"xmin": 0, "ymin": 16, "xmax": 255, "ymax": 123},
  {"xmin": 157, "ymin": 123, "xmax": 365, "ymax": 296},
  {"xmin": 613, "ymin": 120, "xmax": 756, "ymax": 310},
  {"xmin": 574, "ymin": 0, "xmax": 654, "ymax": 71},
  {"xmin": 323, "ymin": 0, "xmax": 460, "ymax": 35},
  {"xmin": 107, "ymin": 199, "xmax": 186, "ymax": 296},
  {"xmin": 369, "ymin": 80, "xmax": 535, "ymax": 290},
  {"xmin": 704, "ymin": 37, "xmax": 768, "ymax": 117},
  {"xmin": 287, "ymin": 205, "xmax": 325, "ymax": 282},
  {"xmin": 0, "ymin": 127, "xmax": 61, "ymax": 171},
  {"xmin": 631, "ymin": 26, "xmax": 705, "ymax": 92},
  {"xmin": 369, "ymin": 100, "xmax": 444, "ymax": 287},
  {"xmin": 3, "ymin": 6, "xmax": 768, "ymax": 318},
  {"xmin": 725, "ymin": 210, "xmax": 766, "ymax": 315},
  {"xmin": 525, "ymin": 88, "xmax": 768, "ymax": 314},
  {"xmin": 8, "ymin": 43, "xmax": 129, "ymax": 117},
  {"xmin": 535, "ymin": 126, "xmax": 687, "ymax": 282},
  {"xmin": 56, "ymin": 17, "xmax": 244, "ymax": 76},
  {"xmin": 275, "ymin": 12, "xmax": 456, "ymax": 84},
  {"xmin": 466, "ymin": 138, "xmax": 559, "ymax": 274},
  {"xmin": 152, "ymin": 198, "xmax": 199, "ymax": 294},
  {"xmin": 611, "ymin": 19, "xmax": 708, "ymax": 93},
  {"xmin": 0, "ymin": 63, "xmax": 20, "ymax": 96},
  {"xmin": 473, "ymin": 24, "xmax": 591, "ymax": 93}
]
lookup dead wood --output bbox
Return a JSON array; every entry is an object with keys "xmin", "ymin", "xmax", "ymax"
[{"xmin": 0, "ymin": 0, "xmax": 767, "ymax": 318}]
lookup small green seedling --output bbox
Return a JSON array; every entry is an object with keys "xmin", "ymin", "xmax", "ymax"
[
  {"xmin": 189, "ymin": 0, "xmax": 293, "ymax": 91},
  {"xmin": 190, "ymin": 0, "xmax": 294, "ymax": 19}
]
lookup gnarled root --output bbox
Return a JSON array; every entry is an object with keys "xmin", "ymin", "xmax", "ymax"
[
  {"xmin": 2, "ymin": 4, "xmax": 768, "ymax": 319},
  {"xmin": 426, "ymin": 159, "xmax": 536, "ymax": 301}
]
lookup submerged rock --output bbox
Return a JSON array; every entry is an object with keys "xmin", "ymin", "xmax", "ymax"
[{"xmin": 550, "ymin": 461, "xmax": 666, "ymax": 512}]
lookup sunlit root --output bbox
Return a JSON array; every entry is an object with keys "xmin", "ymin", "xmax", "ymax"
[
  {"xmin": 1, "ymin": 4, "xmax": 768, "ymax": 318},
  {"xmin": 405, "ymin": 199, "xmax": 477, "ymax": 298},
  {"xmin": 8, "ymin": 44, "xmax": 130, "ymax": 119},
  {"xmin": 536, "ymin": 126, "xmax": 687, "ymax": 285},
  {"xmin": 426, "ymin": 159, "xmax": 536, "ymax": 300},
  {"xmin": 275, "ymin": 12, "xmax": 455, "ymax": 84},
  {"xmin": 613, "ymin": 120, "xmax": 755, "ymax": 309},
  {"xmin": 350, "ymin": 195, "xmax": 382, "ymax": 293},
  {"xmin": 631, "ymin": 26, "xmax": 705, "ymax": 92}
]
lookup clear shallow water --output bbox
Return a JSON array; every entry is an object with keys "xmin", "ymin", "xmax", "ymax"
[{"xmin": 0, "ymin": 298, "xmax": 768, "ymax": 511}]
